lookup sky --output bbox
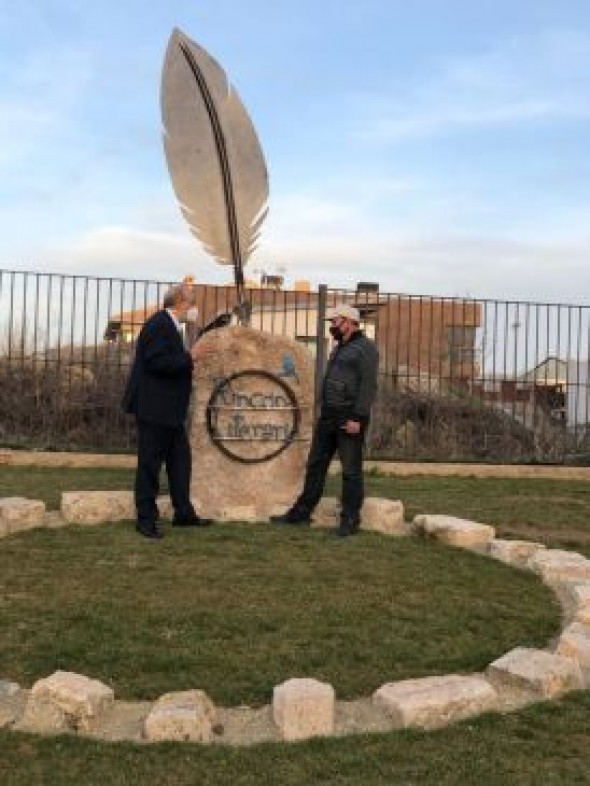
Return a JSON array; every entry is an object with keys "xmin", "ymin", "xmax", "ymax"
[{"xmin": 1, "ymin": 0, "xmax": 590, "ymax": 303}]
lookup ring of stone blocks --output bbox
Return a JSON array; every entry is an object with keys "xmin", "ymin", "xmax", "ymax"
[{"xmin": 2, "ymin": 493, "xmax": 590, "ymax": 743}]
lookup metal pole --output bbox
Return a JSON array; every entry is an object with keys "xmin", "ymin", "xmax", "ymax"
[{"xmin": 314, "ymin": 284, "xmax": 328, "ymax": 422}]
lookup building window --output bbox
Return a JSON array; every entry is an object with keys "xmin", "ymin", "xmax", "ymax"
[{"xmin": 446, "ymin": 326, "xmax": 476, "ymax": 363}]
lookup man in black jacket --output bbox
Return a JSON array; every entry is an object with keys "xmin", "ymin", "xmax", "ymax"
[
  {"xmin": 271, "ymin": 304, "xmax": 379, "ymax": 537},
  {"xmin": 122, "ymin": 282, "xmax": 213, "ymax": 539}
]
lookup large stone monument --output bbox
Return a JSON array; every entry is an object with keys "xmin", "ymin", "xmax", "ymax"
[
  {"xmin": 160, "ymin": 29, "xmax": 314, "ymax": 519},
  {"xmin": 190, "ymin": 326, "xmax": 314, "ymax": 520}
]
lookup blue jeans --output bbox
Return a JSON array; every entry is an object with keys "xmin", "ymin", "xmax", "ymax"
[{"xmin": 294, "ymin": 414, "xmax": 365, "ymax": 522}]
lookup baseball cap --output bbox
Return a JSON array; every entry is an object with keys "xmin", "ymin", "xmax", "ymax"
[{"xmin": 326, "ymin": 303, "xmax": 360, "ymax": 323}]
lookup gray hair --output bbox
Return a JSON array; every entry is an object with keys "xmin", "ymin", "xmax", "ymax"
[{"xmin": 162, "ymin": 283, "xmax": 197, "ymax": 309}]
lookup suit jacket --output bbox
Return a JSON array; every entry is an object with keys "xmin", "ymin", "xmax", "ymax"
[{"xmin": 122, "ymin": 310, "xmax": 194, "ymax": 427}]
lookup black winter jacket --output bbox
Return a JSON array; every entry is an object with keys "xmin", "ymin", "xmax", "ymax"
[{"xmin": 321, "ymin": 331, "xmax": 379, "ymax": 423}]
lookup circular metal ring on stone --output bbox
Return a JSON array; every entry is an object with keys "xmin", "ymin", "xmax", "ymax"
[{"xmin": 206, "ymin": 370, "xmax": 301, "ymax": 464}]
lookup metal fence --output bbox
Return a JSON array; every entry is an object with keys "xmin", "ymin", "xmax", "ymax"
[{"xmin": 2, "ymin": 268, "xmax": 590, "ymax": 464}]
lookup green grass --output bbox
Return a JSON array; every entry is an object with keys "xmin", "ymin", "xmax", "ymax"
[
  {"xmin": 0, "ymin": 522, "xmax": 558, "ymax": 704},
  {"xmin": 2, "ymin": 465, "xmax": 590, "ymax": 785},
  {"xmin": 7, "ymin": 465, "xmax": 590, "ymax": 554},
  {"xmin": 0, "ymin": 466, "xmax": 136, "ymax": 511},
  {"xmin": 357, "ymin": 473, "xmax": 590, "ymax": 555}
]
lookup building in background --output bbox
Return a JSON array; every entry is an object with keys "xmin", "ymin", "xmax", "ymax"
[{"xmin": 104, "ymin": 279, "xmax": 482, "ymax": 390}]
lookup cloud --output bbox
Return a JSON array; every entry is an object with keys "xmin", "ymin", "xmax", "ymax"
[
  {"xmin": 371, "ymin": 100, "xmax": 581, "ymax": 141},
  {"xmin": 364, "ymin": 29, "xmax": 590, "ymax": 142},
  {"xmin": 7, "ymin": 182, "xmax": 589, "ymax": 309},
  {"xmin": 254, "ymin": 189, "xmax": 590, "ymax": 303},
  {"xmin": 41, "ymin": 223, "xmax": 233, "ymax": 284},
  {"xmin": 263, "ymin": 229, "xmax": 590, "ymax": 303}
]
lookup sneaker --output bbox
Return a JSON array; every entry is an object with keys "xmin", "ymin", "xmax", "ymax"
[{"xmin": 269, "ymin": 509, "xmax": 311, "ymax": 525}]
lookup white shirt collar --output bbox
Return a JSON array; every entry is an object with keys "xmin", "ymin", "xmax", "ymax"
[{"xmin": 166, "ymin": 308, "xmax": 182, "ymax": 333}]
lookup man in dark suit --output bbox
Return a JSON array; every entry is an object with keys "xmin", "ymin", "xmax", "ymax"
[{"xmin": 122, "ymin": 282, "xmax": 213, "ymax": 539}]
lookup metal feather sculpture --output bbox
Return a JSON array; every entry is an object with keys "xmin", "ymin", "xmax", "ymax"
[{"xmin": 161, "ymin": 28, "xmax": 269, "ymax": 322}]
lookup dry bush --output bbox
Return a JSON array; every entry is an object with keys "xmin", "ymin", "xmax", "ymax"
[
  {"xmin": 367, "ymin": 386, "xmax": 551, "ymax": 463},
  {"xmin": 0, "ymin": 342, "xmax": 578, "ymax": 464},
  {"xmin": 0, "ymin": 343, "xmax": 136, "ymax": 452}
]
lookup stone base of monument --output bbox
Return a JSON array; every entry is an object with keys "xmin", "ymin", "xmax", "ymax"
[{"xmin": 190, "ymin": 326, "xmax": 315, "ymax": 521}]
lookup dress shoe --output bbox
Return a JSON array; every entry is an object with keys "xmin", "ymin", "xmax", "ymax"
[
  {"xmin": 332, "ymin": 517, "xmax": 360, "ymax": 538},
  {"xmin": 172, "ymin": 515, "xmax": 213, "ymax": 527},
  {"xmin": 136, "ymin": 523, "xmax": 163, "ymax": 539},
  {"xmin": 270, "ymin": 509, "xmax": 311, "ymax": 525}
]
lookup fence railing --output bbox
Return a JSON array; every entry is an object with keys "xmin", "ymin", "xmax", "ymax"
[{"xmin": 2, "ymin": 269, "xmax": 590, "ymax": 464}]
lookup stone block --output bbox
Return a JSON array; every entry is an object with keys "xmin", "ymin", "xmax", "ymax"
[
  {"xmin": 527, "ymin": 549, "xmax": 590, "ymax": 585},
  {"xmin": 0, "ymin": 705, "xmax": 17, "ymax": 729},
  {"xmin": 219, "ymin": 505, "xmax": 259, "ymax": 522},
  {"xmin": 553, "ymin": 580, "xmax": 590, "ymax": 623},
  {"xmin": 413, "ymin": 514, "xmax": 495, "ymax": 549},
  {"xmin": 373, "ymin": 675, "xmax": 497, "ymax": 729},
  {"xmin": 487, "ymin": 647, "xmax": 583, "ymax": 698},
  {"xmin": 568, "ymin": 582, "xmax": 590, "ymax": 624},
  {"xmin": 21, "ymin": 671, "xmax": 114, "ymax": 732},
  {"xmin": 488, "ymin": 539, "xmax": 546, "ymax": 568},
  {"xmin": 312, "ymin": 497, "xmax": 408, "ymax": 535},
  {"xmin": 311, "ymin": 497, "xmax": 340, "ymax": 528},
  {"xmin": 273, "ymin": 678, "xmax": 335, "ymax": 741},
  {"xmin": 0, "ymin": 497, "xmax": 46, "ymax": 536},
  {"xmin": 61, "ymin": 491, "xmax": 134, "ymax": 525},
  {"xmin": 154, "ymin": 497, "xmax": 203, "ymax": 521},
  {"xmin": 361, "ymin": 497, "xmax": 407, "ymax": 536},
  {"xmin": 19, "ymin": 695, "xmax": 70, "ymax": 733},
  {"xmin": 556, "ymin": 622, "xmax": 590, "ymax": 669},
  {"xmin": 143, "ymin": 690, "xmax": 216, "ymax": 742},
  {"xmin": 156, "ymin": 496, "xmax": 174, "ymax": 519}
]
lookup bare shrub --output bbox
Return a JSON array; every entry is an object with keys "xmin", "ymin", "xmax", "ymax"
[
  {"xmin": 0, "ymin": 343, "xmax": 136, "ymax": 452},
  {"xmin": 368, "ymin": 386, "xmax": 542, "ymax": 463}
]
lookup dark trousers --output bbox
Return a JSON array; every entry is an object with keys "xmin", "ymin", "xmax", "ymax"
[
  {"xmin": 294, "ymin": 415, "xmax": 365, "ymax": 522},
  {"xmin": 135, "ymin": 419, "xmax": 196, "ymax": 525}
]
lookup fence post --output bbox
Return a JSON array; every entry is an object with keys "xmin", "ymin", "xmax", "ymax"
[{"xmin": 314, "ymin": 284, "xmax": 328, "ymax": 422}]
